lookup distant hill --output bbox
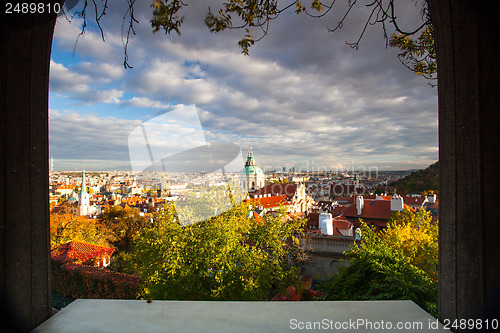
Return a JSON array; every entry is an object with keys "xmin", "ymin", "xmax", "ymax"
[{"xmin": 390, "ymin": 162, "xmax": 439, "ymax": 195}]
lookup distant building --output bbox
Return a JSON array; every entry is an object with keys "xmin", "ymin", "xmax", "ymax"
[
  {"xmin": 249, "ymin": 183, "xmax": 314, "ymax": 213},
  {"xmin": 157, "ymin": 179, "xmax": 170, "ymax": 198}
]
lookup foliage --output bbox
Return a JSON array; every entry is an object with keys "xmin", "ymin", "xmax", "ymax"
[
  {"xmin": 270, "ymin": 277, "xmax": 324, "ymax": 301},
  {"xmin": 51, "ymin": 259, "xmax": 140, "ymax": 300},
  {"xmin": 173, "ymin": 184, "xmax": 246, "ymax": 226},
  {"xmin": 201, "ymin": 1, "xmax": 429, "ymax": 56},
  {"xmin": 385, "ymin": 208, "xmax": 438, "ymax": 283},
  {"xmin": 319, "ymin": 211, "xmax": 438, "ymax": 317},
  {"xmin": 69, "ymin": 0, "xmax": 435, "ymax": 78},
  {"xmin": 50, "ymin": 213, "xmax": 111, "ymax": 249},
  {"xmin": 99, "ymin": 205, "xmax": 149, "ymax": 253},
  {"xmin": 390, "ymin": 161, "xmax": 439, "ymax": 195},
  {"xmin": 130, "ymin": 201, "xmax": 307, "ymax": 301},
  {"xmin": 151, "ymin": 0, "xmax": 188, "ymax": 35},
  {"xmin": 204, "ymin": 0, "xmax": 435, "ymax": 79},
  {"xmin": 390, "ymin": 25, "xmax": 436, "ymax": 79},
  {"xmin": 108, "ymin": 251, "xmax": 135, "ymax": 275},
  {"xmin": 270, "ymin": 178, "xmax": 289, "ymax": 184},
  {"xmin": 270, "ymin": 286, "xmax": 302, "ymax": 301}
]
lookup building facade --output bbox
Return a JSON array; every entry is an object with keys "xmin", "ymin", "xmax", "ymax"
[{"xmin": 240, "ymin": 149, "xmax": 265, "ymax": 192}]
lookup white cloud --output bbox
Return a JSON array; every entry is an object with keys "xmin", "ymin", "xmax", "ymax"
[
  {"xmin": 49, "ymin": 0, "xmax": 438, "ymax": 170},
  {"xmin": 50, "ymin": 61, "xmax": 124, "ymax": 104}
]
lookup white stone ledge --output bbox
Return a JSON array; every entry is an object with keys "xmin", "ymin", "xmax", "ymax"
[{"xmin": 33, "ymin": 299, "xmax": 449, "ymax": 332}]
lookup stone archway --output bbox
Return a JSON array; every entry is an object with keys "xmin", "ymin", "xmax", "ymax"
[{"xmin": 1, "ymin": 3, "xmax": 60, "ymax": 330}]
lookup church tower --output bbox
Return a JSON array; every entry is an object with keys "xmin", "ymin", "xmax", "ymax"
[
  {"xmin": 240, "ymin": 148, "xmax": 265, "ymax": 192},
  {"xmin": 78, "ymin": 169, "xmax": 90, "ymax": 216}
]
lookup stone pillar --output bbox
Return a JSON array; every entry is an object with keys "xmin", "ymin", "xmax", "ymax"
[
  {"xmin": 428, "ymin": 0, "xmax": 500, "ymax": 325},
  {"xmin": 0, "ymin": 2, "xmax": 59, "ymax": 331}
]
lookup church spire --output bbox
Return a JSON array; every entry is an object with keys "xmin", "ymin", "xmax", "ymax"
[
  {"xmin": 78, "ymin": 166, "xmax": 90, "ymax": 216},
  {"xmin": 81, "ymin": 167, "xmax": 87, "ymax": 195},
  {"xmin": 245, "ymin": 147, "xmax": 256, "ymax": 166}
]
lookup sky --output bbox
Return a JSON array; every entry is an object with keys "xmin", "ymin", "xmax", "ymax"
[{"xmin": 49, "ymin": 0, "xmax": 438, "ymax": 172}]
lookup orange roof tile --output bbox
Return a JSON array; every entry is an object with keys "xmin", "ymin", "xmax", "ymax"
[
  {"xmin": 252, "ymin": 211, "xmax": 266, "ymax": 225},
  {"xmin": 51, "ymin": 241, "xmax": 114, "ymax": 264},
  {"xmin": 427, "ymin": 199, "xmax": 439, "ymax": 209},
  {"xmin": 251, "ymin": 183, "xmax": 298, "ymax": 199},
  {"xmin": 403, "ymin": 197, "xmax": 427, "ymax": 205},
  {"xmin": 246, "ymin": 195, "xmax": 290, "ymax": 209},
  {"xmin": 343, "ymin": 200, "xmax": 415, "ymax": 220}
]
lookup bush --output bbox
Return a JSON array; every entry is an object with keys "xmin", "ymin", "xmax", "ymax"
[
  {"xmin": 131, "ymin": 202, "xmax": 307, "ymax": 301},
  {"xmin": 319, "ymin": 213, "xmax": 438, "ymax": 317},
  {"xmin": 51, "ymin": 259, "xmax": 140, "ymax": 299}
]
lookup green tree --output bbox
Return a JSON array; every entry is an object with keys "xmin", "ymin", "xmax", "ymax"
[
  {"xmin": 130, "ymin": 202, "xmax": 307, "ymax": 301},
  {"xmin": 174, "ymin": 184, "xmax": 244, "ymax": 226},
  {"xmin": 384, "ymin": 208, "xmax": 438, "ymax": 282},
  {"xmin": 320, "ymin": 210, "xmax": 438, "ymax": 317},
  {"xmin": 391, "ymin": 161, "xmax": 439, "ymax": 195},
  {"xmin": 99, "ymin": 205, "xmax": 149, "ymax": 253}
]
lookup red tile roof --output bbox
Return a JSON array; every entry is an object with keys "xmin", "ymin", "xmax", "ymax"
[
  {"xmin": 403, "ymin": 196, "xmax": 427, "ymax": 205},
  {"xmin": 51, "ymin": 241, "xmax": 114, "ymax": 264},
  {"xmin": 427, "ymin": 199, "xmax": 439, "ymax": 209},
  {"xmin": 333, "ymin": 218, "xmax": 353, "ymax": 230},
  {"xmin": 333, "ymin": 196, "xmax": 355, "ymax": 204},
  {"xmin": 332, "ymin": 205, "xmax": 350, "ymax": 217},
  {"xmin": 307, "ymin": 212, "xmax": 320, "ymax": 227},
  {"xmin": 252, "ymin": 211, "xmax": 266, "ymax": 225},
  {"xmin": 246, "ymin": 195, "xmax": 290, "ymax": 209},
  {"xmin": 343, "ymin": 200, "xmax": 415, "ymax": 220},
  {"xmin": 251, "ymin": 183, "xmax": 298, "ymax": 199}
]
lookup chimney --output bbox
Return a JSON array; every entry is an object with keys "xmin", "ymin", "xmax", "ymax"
[
  {"xmin": 428, "ymin": 193, "xmax": 436, "ymax": 204},
  {"xmin": 319, "ymin": 213, "xmax": 333, "ymax": 235},
  {"xmin": 390, "ymin": 194, "xmax": 404, "ymax": 211},
  {"xmin": 356, "ymin": 196, "xmax": 364, "ymax": 215}
]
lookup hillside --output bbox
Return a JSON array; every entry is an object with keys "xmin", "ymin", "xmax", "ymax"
[{"xmin": 390, "ymin": 162, "xmax": 439, "ymax": 195}]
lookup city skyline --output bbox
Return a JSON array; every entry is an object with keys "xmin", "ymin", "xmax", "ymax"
[{"xmin": 48, "ymin": 1, "xmax": 438, "ymax": 172}]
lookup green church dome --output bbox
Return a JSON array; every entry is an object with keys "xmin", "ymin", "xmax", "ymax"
[
  {"xmin": 240, "ymin": 148, "xmax": 264, "ymax": 175},
  {"xmin": 241, "ymin": 165, "xmax": 264, "ymax": 175}
]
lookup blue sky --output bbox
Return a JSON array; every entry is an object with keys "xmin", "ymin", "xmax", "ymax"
[{"xmin": 48, "ymin": 0, "xmax": 437, "ymax": 172}]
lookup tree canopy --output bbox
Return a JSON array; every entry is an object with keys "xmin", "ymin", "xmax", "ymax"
[
  {"xmin": 319, "ymin": 208, "xmax": 438, "ymax": 316},
  {"xmin": 99, "ymin": 205, "xmax": 149, "ymax": 253},
  {"xmin": 390, "ymin": 161, "xmax": 439, "ymax": 195},
  {"xmin": 130, "ymin": 201, "xmax": 308, "ymax": 301},
  {"xmin": 50, "ymin": 213, "xmax": 111, "ymax": 249}
]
